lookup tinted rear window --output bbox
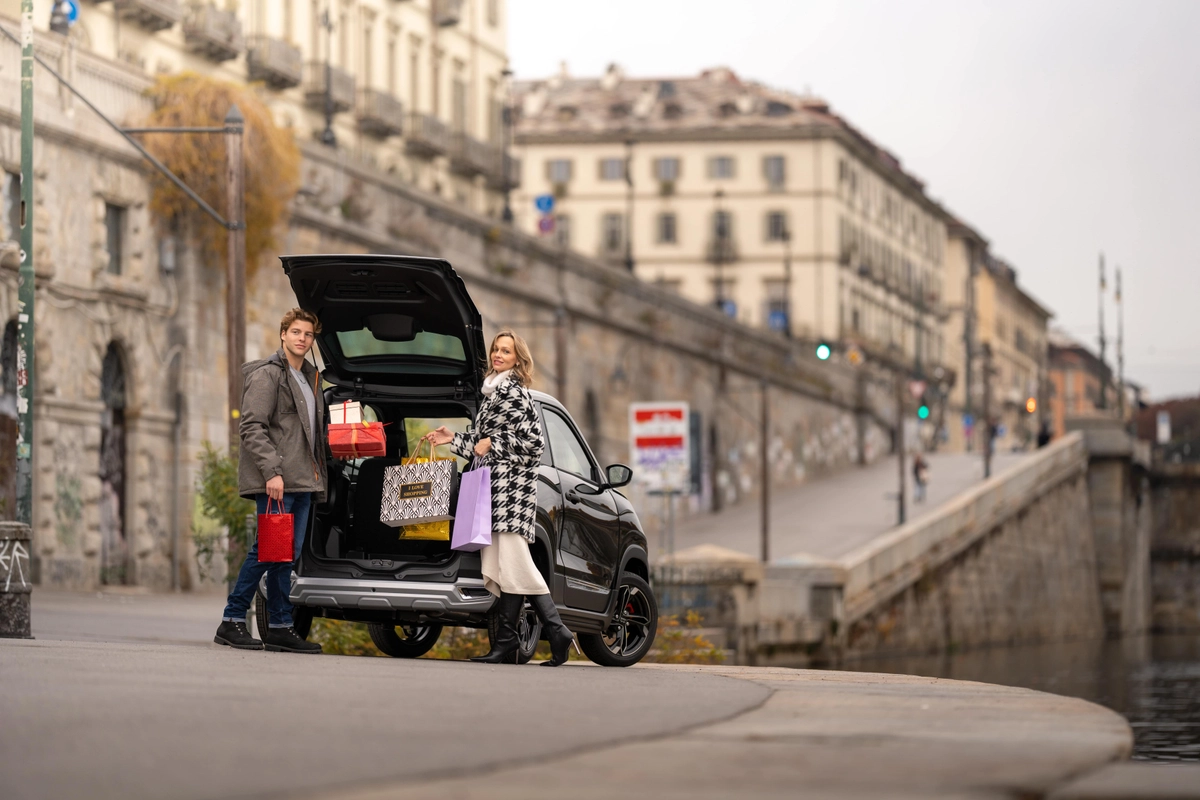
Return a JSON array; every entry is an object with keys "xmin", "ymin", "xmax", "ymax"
[{"xmin": 336, "ymin": 329, "xmax": 466, "ymax": 362}]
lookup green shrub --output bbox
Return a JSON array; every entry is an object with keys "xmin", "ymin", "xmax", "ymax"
[
  {"xmin": 193, "ymin": 442, "xmax": 254, "ymax": 578},
  {"xmin": 645, "ymin": 610, "xmax": 726, "ymax": 664},
  {"xmin": 309, "ymin": 619, "xmax": 383, "ymax": 657}
]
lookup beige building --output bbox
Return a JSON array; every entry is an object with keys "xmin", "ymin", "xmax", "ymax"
[
  {"xmin": 942, "ymin": 219, "xmax": 1051, "ymax": 452},
  {"xmin": 514, "ymin": 64, "xmax": 949, "ymax": 370},
  {"xmin": 8, "ymin": 0, "xmax": 515, "ymax": 215}
]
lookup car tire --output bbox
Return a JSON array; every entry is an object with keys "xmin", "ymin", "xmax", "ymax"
[
  {"xmin": 488, "ymin": 599, "xmax": 541, "ymax": 665},
  {"xmin": 254, "ymin": 591, "xmax": 315, "ymax": 640},
  {"xmin": 579, "ymin": 572, "xmax": 658, "ymax": 667},
  {"xmin": 367, "ymin": 623, "xmax": 444, "ymax": 658}
]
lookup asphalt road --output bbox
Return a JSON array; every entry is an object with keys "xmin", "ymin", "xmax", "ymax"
[
  {"xmin": 660, "ymin": 451, "xmax": 1028, "ymax": 561},
  {"xmin": 0, "ymin": 590, "xmax": 1168, "ymax": 800}
]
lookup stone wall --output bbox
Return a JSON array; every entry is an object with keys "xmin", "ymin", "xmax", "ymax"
[{"xmin": 1148, "ymin": 462, "xmax": 1200, "ymax": 632}]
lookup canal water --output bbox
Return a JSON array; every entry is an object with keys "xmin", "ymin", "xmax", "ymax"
[{"xmin": 837, "ymin": 634, "xmax": 1200, "ymax": 762}]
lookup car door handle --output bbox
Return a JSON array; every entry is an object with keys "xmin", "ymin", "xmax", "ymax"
[{"xmin": 565, "ymin": 490, "xmax": 580, "ymax": 503}]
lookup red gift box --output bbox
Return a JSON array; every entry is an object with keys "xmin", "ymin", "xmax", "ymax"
[
  {"xmin": 257, "ymin": 499, "xmax": 294, "ymax": 563},
  {"xmin": 328, "ymin": 421, "xmax": 387, "ymax": 459}
]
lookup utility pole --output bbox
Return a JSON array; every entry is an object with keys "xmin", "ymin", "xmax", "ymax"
[
  {"xmin": 760, "ymin": 379, "xmax": 770, "ymax": 562},
  {"xmin": 982, "ymin": 343, "xmax": 993, "ymax": 479},
  {"xmin": 500, "ymin": 68, "xmax": 514, "ymax": 224},
  {"xmin": 319, "ymin": 9, "xmax": 336, "ymax": 147},
  {"xmin": 225, "ymin": 106, "xmax": 246, "ymax": 455},
  {"xmin": 1116, "ymin": 266, "xmax": 1124, "ymax": 419},
  {"xmin": 623, "ymin": 138, "xmax": 634, "ymax": 273},
  {"xmin": 14, "ymin": 0, "xmax": 34, "ymax": 531},
  {"xmin": 1097, "ymin": 253, "xmax": 1107, "ymax": 410},
  {"xmin": 713, "ymin": 189, "xmax": 727, "ymax": 312},
  {"xmin": 963, "ymin": 249, "xmax": 976, "ymax": 450},
  {"xmin": 895, "ymin": 372, "xmax": 906, "ymax": 526}
]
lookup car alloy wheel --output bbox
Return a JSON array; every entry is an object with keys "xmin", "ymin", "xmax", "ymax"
[
  {"xmin": 579, "ymin": 572, "xmax": 658, "ymax": 667},
  {"xmin": 255, "ymin": 590, "xmax": 315, "ymax": 640},
  {"xmin": 368, "ymin": 622, "xmax": 444, "ymax": 658}
]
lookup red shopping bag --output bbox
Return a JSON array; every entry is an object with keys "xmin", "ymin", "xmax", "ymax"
[
  {"xmin": 257, "ymin": 498, "xmax": 294, "ymax": 563},
  {"xmin": 328, "ymin": 420, "xmax": 387, "ymax": 458}
]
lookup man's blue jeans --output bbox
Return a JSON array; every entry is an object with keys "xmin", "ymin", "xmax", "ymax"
[{"xmin": 222, "ymin": 492, "xmax": 312, "ymax": 629}]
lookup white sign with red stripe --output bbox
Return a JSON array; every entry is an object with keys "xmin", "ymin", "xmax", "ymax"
[{"xmin": 629, "ymin": 402, "xmax": 690, "ymax": 492}]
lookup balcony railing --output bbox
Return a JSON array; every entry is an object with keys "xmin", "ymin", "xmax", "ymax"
[
  {"xmin": 405, "ymin": 112, "xmax": 448, "ymax": 158},
  {"xmin": 304, "ymin": 62, "xmax": 355, "ymax": 113},
  {"xmin": 184, "ymin": 4, "xmax": 243, "ymax": 63},
  {"xmin": 433, "ymin": 0, "xmax": 464, "ymax": 26},
  {"xmin": 706, "ymin": 239, "xmax": 739, "ymax": 264},
  {"xmin": 358, "ymin": 89, "xmax": 404, "ymax": 137},
  {"xmin": 247, "ymin": 36, "xmax": 303, "ymax": 89},
  {"xmin": 449, "ymin": 132, "xmax": 494, "ymax": 176},
  {"xmin": 111, "ymin": 0, "xmax": 183, "ymax": 33},
  {"xmin": 486, "ymin": 153, "xmax": 521, "ymax": 191}
]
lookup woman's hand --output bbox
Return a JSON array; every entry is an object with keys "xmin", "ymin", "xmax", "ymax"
[
  {"xmin": 425, "ymin": 426, "xmax": 454, "ymax": 447},
  {"xmin": 474, "ymin": 437, "xmax": 492, "ymax": 457}
]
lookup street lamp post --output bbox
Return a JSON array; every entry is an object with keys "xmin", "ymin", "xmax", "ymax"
[
  {"xmin": 500, "ymin": 68, "xmax": 514, "ymax": 224},
  {"xmin": 782, "ymin": 225, "xmax": 793, "ymax": 339},
  {"xmin": 623, "ymin": 138, "xmax": 634, "ymax": 272},
  {"xmin": 713, "ymin": 189, "xmax": 726, "ymax": 312},
  {"xmin": 319, "ymin": 9, "xmax": 336, "ymax": 147}
]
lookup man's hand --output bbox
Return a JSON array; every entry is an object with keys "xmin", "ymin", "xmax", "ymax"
[
  {"xmin": 474, "ymin": 437, "xmax": 492, "ymax": 457},
  {"xmin": 425, "ymin": 427, "xmax": 455, "ymax": 447},
  {"xmin": 266, "ymin": 475, "xmax": 284, "ymax": 501}
]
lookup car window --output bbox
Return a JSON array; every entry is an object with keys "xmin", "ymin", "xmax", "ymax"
[
  {"xmin": 336, "ymin": 329, "xmax": 466, "ymax": 362},
  {"xmin": 544, "ymin": 409, "xmax": 597, "ymax": 482},
  {"xmin": 405, "ymin": 416, "xmax": 471, "ymax": 469}
]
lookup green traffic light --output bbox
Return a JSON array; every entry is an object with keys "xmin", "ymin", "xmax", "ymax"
[
  {"xmin": 815, "ymin": 343, "xmax": 832, "ymax": 361},
  {"xmin": 917, "ymin": 405, "xmax": 930, "ymax": 420}
]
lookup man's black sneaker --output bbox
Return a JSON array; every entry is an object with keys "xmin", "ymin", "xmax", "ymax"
[
  {"xmin": 214, "ymin": 620, "xmax": 263, "ymax": 650},
  {"xmin": 262, "ymin": 626, "xmax": 323, "ymax": 654}
]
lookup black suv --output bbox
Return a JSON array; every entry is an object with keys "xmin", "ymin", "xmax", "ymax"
[{"xmin": 256, "ymin": 254, "xmax": 658, "ymax": 666}]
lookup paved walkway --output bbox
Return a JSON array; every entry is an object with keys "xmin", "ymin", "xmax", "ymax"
[
  {"xmin": 6, "ymin": 589, "xmax": 1193, "ymax": 800},
  {"xmin": 655, "ymin": 451, "xmax": 1028, "ymax": 562}
]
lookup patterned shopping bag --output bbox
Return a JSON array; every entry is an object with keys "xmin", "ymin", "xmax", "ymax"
[{"xmin": 380, "ymin": 439, "xmax": 458, "ymax": 528}]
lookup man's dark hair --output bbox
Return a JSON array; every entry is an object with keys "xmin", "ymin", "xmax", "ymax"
[{"xmin": 280, "ymin": 308, "xmax": 321, "ymax": 336}]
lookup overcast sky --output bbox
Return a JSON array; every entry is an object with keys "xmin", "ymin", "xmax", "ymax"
[{"xmin": 509, "ymin": 0, "xmax": 1200, "ymax": 401}]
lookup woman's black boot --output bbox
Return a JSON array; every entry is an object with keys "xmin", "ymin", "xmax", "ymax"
[
  {"xmin": 471, "ymin": 593, "xmax": 524, "ymax": 664},
  {"xmin": 529, "ymin": 594, "xmax": 574, "ymax": 667}
]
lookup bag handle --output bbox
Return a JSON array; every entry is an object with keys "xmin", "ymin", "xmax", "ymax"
[
  {"xmin": 265, "ymin": 497, "xmax": 285, "ymax": 516},
  {"xmin": 404, "ymin": 436, "xmax": 450, "ymax": 466}
]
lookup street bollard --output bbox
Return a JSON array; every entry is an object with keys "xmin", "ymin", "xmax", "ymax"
[{"xmin": 0, "ymin": 521, "xmax": 33, "ymax": 638}]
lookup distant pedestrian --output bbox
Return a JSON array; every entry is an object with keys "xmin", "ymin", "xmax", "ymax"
[
  {"xmin": 214, "ymin": 308, "xmax": 326, "ymax": 654},
  {"xmin": 912, "ymin": 453, "xmax": 929, "ymax": 503}
]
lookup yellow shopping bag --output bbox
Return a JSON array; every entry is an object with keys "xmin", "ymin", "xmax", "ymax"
[{"xmin": 397, "ymin": 439, "xmax": 455, "ymax": 541}]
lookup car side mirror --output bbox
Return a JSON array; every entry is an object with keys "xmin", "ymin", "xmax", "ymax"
[{"xmin": 605, "ymin": 464, "xmax": 633, "ymax": 489}]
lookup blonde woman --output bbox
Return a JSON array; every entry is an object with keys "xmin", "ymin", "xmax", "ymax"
[{"xmin": 425, "ymin": 330, "xmax": 574, "ymax": 666}]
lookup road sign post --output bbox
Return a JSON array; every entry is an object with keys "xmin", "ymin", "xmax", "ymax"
[{"xmin": 630, "ymin": 402, "xmax": 690, "ymax": 560}]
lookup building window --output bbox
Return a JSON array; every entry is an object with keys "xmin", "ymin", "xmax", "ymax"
[
  {"xmin": 708, "ymin": 156, "xmax": 735, "ymax": 179},
  {"xmin": 104, "ymin": 203, "xmax": 125, "ymax": 276},
  {"xmin": 5, "ymin": 171, "xmax": 19, "ymax": 240},
  {"xmin": 487, "ymin": 0, "xmax": 499, "ymax": 26},
  {"xmin": 763, "ymin": 279, "xmax": 788, "ymax": 332},
  {"xmin": 546, "ymin": 159, "xmax": 573, "ymax": 184},
  {"xmin": 601, "ymin": 212, "xmax": 624, "ymax": 254},
  {"xmin": 765, "ymin": 211, "xmax": 789, "ymax": 242},
  {"xmin": 654, "ymin": 157, "xmax": 680, "ymax": 182},
  {"xmin": 451, "ymin": 73, "xmax": 467, "ymax": 132},
  {"xmin": 763, "ymin": 155, "xmax": 786, "ymax": 190},
  {"xmin": 657, "ymin": 212, "xmax": 677, "ymax": 244},
  {"xmin": 554, "ymin": 214, "xmax": 571, "ymax": 248},
  {"xmin": 599, "ymin": 158, "xmax": 625, "ymax": 181},
  {"xmin": 713, "ymin": 278, "xmax": 736, "ymax": 316},
  {"xmin": 386, "ymin": 30, "xmax": 398, "ymax": 95},
  {"xmin": 284, "ymin": 0, "xmax": 295, "ymax": 44},
  {"xmin": 362, "ymin": 13, "xmax": 375, "ymax": 88}
]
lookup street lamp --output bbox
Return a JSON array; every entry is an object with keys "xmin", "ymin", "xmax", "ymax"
[
  {"xmin": 781, "ymin": 224, "xmax": 793, "ymax": 339},
  {"xmin": 319, "ymin": 9, "xmax": 336, "ymax": 148},
  {"xmin": 712, "ymin": 189, "xmax": 728, "ymax": 312},
  {"xmin": 623, "ymin": 138, "xmax": 635, "ymax": 272},
  {"xmin": 501, "ymin": 68, "xmax": 514, "ymax": 224}
]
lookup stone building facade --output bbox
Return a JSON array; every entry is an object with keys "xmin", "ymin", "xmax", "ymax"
[
  {"xmin": 512, "ymin": 64, "xmax": 951, "ymax": 374},
  {"xmin": 0, "ymin": 19, "xmax": 902, "ymax": 590}
]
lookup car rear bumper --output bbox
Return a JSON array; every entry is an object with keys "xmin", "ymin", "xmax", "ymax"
[{"xmin": 289, "ymin": 575, "xmax": 495, "ymax": 613}]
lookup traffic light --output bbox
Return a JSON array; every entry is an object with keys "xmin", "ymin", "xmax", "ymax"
[
  {"xmin": 917, "ymin": 403, "xmax": 930, "ymax": 420},
  {"xmin": 815, "ymin": 341, "xmax": 832, "ymax": 361},
  {"xmin": 1025, "ymin": 397, "xmax": 1037, "ymax": 414}
]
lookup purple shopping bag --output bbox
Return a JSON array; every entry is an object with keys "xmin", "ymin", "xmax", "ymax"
[{"xmin": 451, "ymin": 466, "xmax": 492, "ymax": 552}]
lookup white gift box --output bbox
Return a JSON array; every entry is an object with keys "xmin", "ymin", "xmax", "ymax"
[{"xmin": 329, "ymin": 400, "xmax": 363, "ymax": 424}]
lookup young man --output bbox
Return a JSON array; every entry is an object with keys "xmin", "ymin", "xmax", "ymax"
[{"xmin": 214, "ymin": 308, "xmax": 327, "ymax": 654}]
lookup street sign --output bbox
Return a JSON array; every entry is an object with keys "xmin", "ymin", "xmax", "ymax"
[
  {"xmin": 1157, "ymin": 411, "xmax": 1171, "ymax": 444},
  {"xmin": 537, "ymin": 215, "xmax": 555, "ymax": 234},
  {"xmin": 534, "ymin": 194, "xmax": 555, "ymax": 214},
  {"xmin": 630, "ymin": 402, "xmax": 690, "ymax": 492},
  {"xmin": 908, "ymin": 380, "xmax": 927, "ymax": 399},
  {"xmin": 962, "ymin": 413, "xmax": 975, "ymax": 429}
]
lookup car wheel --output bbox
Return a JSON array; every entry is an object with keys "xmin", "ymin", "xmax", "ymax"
[
  {"xmin": 579, "ymin": 572, "xmax": 658, "ymax": 667},
  {"xmin": 254, "ymin": 591, "xmax": 315, "ymax": 640},
  {"xmin": 367, "ymin": 622, "xmax": 444, "ymax": 658},
  {"xmin": 487, "ymin": 599, "xmax": 541, "ymax": 665}
]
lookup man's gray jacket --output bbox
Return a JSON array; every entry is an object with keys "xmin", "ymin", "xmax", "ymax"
[{"xmin": 237, "ymin": 348, "xmax": 328, "ymax": 500}]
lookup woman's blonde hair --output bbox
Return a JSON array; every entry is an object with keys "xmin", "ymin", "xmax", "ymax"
[{"xmin": 488, "ymin": 329, "xmax": 535, "ymax": 387}]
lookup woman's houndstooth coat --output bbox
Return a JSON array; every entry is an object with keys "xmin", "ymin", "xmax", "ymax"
[{"xmin": 451, "ymin": 373, "xmax": 544, "ymax": 543}]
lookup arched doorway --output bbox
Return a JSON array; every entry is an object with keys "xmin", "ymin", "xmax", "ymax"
[
  {"xmin": 99, "ymin": 343, "xmax": 127, "ymax": 584},
  {"xmin": 0, "ymin": 320, "xmax": 16, "ymax": 520}
]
